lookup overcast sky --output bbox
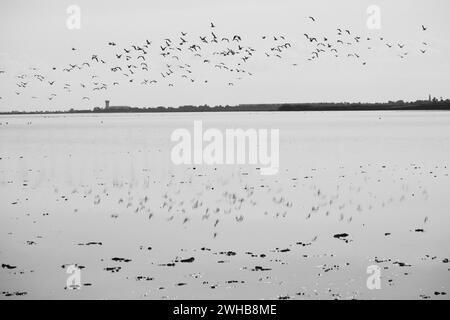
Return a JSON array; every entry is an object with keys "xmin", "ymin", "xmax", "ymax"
[{"xmin": 0, "ymin": 0, "xmax": 449, "ymax": 111}]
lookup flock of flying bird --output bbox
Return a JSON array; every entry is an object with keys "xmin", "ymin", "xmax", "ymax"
[{"xmin": 0, "ymin": 18, "xmax": 431, "ymax": 104}]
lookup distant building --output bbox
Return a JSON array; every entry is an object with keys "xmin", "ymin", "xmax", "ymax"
[{"xmin": 104, "ymin": 100, "xmax": 131, "ymax": 110}]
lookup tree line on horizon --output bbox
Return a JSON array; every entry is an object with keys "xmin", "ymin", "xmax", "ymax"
[{"xmin": 1, "ymin": 98, "xmax": 450, "ymax": 114}]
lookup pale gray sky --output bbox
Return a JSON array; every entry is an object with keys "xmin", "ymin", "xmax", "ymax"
[{"xmin": 0, "ymin": 0, "xmax": 449, "ymax": 111}]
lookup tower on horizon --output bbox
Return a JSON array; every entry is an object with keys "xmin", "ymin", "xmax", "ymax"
[{"xmin": 102, "ymin": 100, "xmax": 131, "ymax": 111}]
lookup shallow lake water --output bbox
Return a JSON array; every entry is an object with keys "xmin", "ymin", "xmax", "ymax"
[{"xmin": 0, "ymin": 111, "xmax": 449, "ymax": 299}]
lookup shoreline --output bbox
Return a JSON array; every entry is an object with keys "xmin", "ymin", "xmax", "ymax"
[{"xmin": 2, "ymin": 104, "xmax": 450, "ymax": 115}]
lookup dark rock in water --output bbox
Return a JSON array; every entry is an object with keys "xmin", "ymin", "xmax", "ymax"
[
  {"xmin": 136, "ymin": 276, "xmax": 154, "ymax": 281},
  {"xmin": 226, "ymin": 280, "xmax": 245, "ymax": 284},
  {"xmin": 333, "ymin": 233, "xmax": 352, "ymax": 243},
  {"xmin": 333, "ymin": 233, "xmax": 349, "ymax": 239},
  {"xmin": 61, "ymin": 264, "xmax": 85, "ymax": 270},
  {"xmin": 374, "ymin": 257, "xmax": 390, "ymax": 263},
  {"xmin": 104, "ymin": 266, "xmax": 121, "ymax": 273},
  {"xmin": 251, "ymin": 266, "xmax": 272, "ymax": 271},
  {"xmin": 78, "ymin": 242, "xmax": 102, "ymax": 246},
  {"xmin": 179, "ymin": 257, "xmax": 195, "ymax": 263},
  {"xmin": 111, "ymin": 257, "xmax": 132, "ymax": 263},
  {"xmin": 219, "ymin": 251, "xmax": 236, "ymax": 256},
  {"xmin": 64, "ymin": 284, "xmax": 81, "ymax": 290},
  {"xmin": 393, "ymin": 261, "xmax": 411, "ymax": 267},
  {"xmin": 414, "ymin": 229, "xmax": 425, "ymax": 233},
  {"xmin": 271, "ymin": 247, "xmax": 291, "ymax": 253},
  {"xmin": 1, "ymin": 263, "xmax": 17, "ymax": 269},
  {"xmin": 176, "ymin": 282, "xmax": 187, "ymax": 286},
  {"xmin": 384, "ymin": 233, "xmax": 391, "ymax": 236},
  {"xmin": 159, "ymin": 263, "xmax": 176, "ymax": 267},
  {"xmin": 2, "ymin": 291, "xmax": 27, "ymax": 297}
]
